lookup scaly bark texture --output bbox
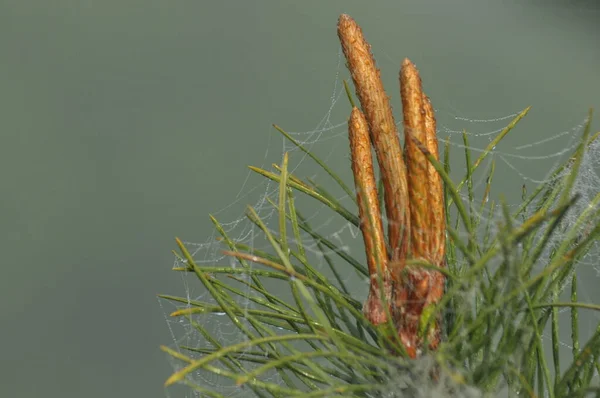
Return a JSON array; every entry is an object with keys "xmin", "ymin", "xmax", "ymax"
[
  {"xmin": 397, "ymin": 58, "xmax": 446, "ymax": 357},
  {"xmin": 338, "ymin": 14, "xmax": 410, "ymax": 265},
  {"xmin": 340, "ymin": 14, "xmax": 446, "ymax": 359},
  {"xmin": 348, "ymin": 107, "xmax": 390, "ymax": 325}
]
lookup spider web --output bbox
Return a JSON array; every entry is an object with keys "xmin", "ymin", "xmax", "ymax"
[{"xmin": 161, "ymin": 49, "xmax": 600, "ymax": 397}]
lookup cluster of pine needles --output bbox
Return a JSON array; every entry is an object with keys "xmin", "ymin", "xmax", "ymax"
[{"xmin": 160, "ymin": 14, "xmax": 600, "ymax": 398}]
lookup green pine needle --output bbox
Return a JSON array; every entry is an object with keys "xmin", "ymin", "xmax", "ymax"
[{"xmin": 161, "ymin": 109, "xmax": 600, "ymax": 397}]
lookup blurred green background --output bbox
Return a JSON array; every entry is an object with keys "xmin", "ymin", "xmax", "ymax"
[{"xmin": 1, "ymin": 1, "xmax": 599, "ymax": 397}]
